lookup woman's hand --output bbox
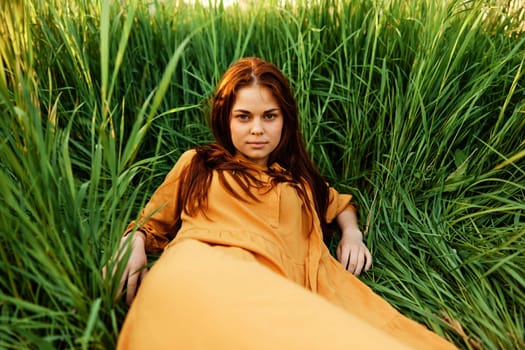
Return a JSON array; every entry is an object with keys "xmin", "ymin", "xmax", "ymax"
[
  {"xmin": 103, "ymin": 231, "xmax": 149, "ymax": 304},
  {"xmin": 336, "ymin": 228, "xmax": 372, "ymax": 276},
  {"xmin": 335, "ymin": 209, "xmax": 373, "ymax": 276}
]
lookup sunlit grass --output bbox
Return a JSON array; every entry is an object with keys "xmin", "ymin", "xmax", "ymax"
[{"xmin": 1, "ymin": 0, "xmax": 524, "ymax": 348}]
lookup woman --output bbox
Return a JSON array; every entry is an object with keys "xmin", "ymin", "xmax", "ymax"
[{"xmin": 112, "ymin": 57, "xmax": 457, "ymax": 349}]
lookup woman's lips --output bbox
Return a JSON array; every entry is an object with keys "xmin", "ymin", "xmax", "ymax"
[{"xmin": 247, "ymin": 142, "xmax": 267, "ymax": 149}]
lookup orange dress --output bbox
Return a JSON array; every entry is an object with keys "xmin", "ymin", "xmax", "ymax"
[{"xmin": 117, "ymin": 150, "xmax": 457, "ymax": 350}]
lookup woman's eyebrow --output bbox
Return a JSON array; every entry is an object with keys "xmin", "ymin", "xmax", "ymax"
[{"xmin": 232, "ymin": 108, "xmax": 280, "ymax": 113}]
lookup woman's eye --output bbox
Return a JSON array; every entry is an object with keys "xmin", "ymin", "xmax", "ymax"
[
  {"xmin": 264, "ymin": 114, "xmax": 276, "ymax": 120},
  {"xmin": 237, "ymin": 114, "xmax": 250, "ymax": 120}
]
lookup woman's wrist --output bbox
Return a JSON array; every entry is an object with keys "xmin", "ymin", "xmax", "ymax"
[
  {"xmin": 341, "ymin": 227, "xmax": 363, "ymax": 242},
  {"xmin": 122, "ymin": 230, "xmax": 146, "ymax": 247},
  {"xmin": 133, "ymin": 230, "xmax": 146, "ymax": 246}
]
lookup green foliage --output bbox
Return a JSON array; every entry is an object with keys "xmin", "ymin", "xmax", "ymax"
[{"xmin": 0, "ymin": 0, "xmax": 523, "ymax": 348}]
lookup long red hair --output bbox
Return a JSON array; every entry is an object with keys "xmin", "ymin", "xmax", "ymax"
[{"xmin": 177, "ymin": 57, "xmax": 331, "ymax": 235}]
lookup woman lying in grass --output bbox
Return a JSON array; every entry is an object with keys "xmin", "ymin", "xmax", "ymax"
[{"xmin": 107, "ymin": 57, "xmax": 457, "ymax": 349}]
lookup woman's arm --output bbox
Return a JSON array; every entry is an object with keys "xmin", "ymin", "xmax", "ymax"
[
  {"xmin": 124, "ymin": 149, "xmax": 196, "ymax": 253},
  {"xmin": 103, "ymin": 150, "xmax": 195, "ymax": 304},
  {"xmin": 335, "ymin": 209, "xmax": 372, "ymax": 276}
]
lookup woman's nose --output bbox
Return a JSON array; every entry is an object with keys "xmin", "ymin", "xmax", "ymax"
[{"xmin": 250, "ymin": 119, "xmax": 263, "ymax": 135}]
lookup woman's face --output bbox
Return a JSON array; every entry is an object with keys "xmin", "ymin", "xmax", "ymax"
[{"xmin": 229, "ymin": 84, "xmax": 284, "ymax": 167}]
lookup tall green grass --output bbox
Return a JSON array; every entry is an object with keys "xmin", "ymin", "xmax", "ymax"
[{"xmin": 1, "ymin": 0, "xmax": 523, "ymax": 348}]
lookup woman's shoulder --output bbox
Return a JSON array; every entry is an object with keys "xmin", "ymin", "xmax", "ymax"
[
  {"xmin": 178, "ymin": 148, "xmax": 197, "ymax": 163},
  {"xmin": 165, "ymin": 149, "xmax": 197, "ymax": 177}
]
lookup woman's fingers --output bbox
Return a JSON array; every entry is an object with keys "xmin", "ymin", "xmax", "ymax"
[
  {"xmin": 140, "ymin": 268, "xmax": 148, "ymax": 284},
  {"xmin": 126, "ymin": 270, "xmax": 139, "ymax": 305},
  {"xmin": 364, "ymin": 248, "xmax": 373, "ymax": 272},
  {"xmin": 351, "ymin": 247, "xmax": 365, "ymax": 276},
  {"xmin": 119, "ymin": 266, "xmax": 129, "ymax": 298},
  {"xmin": 347, "ymin": 245, "xmax": 363, "ymax": 275},
  {"xmin": 336, "ymin": 244, "xmax": 350, "ymax": 271},
  {"xmin": 338, "ymin": 239, "xmax": 373, "ymax": 276},
  {"xmin": 125, "ymin": 267, "xmax": 149, "ymax": 304},
  {"xmin": 343, "ymin": 244, "xmax": 372, "ymax": 276},
  {"xmin": 101, "ymin": 232, "xmax": 148, "ymax": 304}
]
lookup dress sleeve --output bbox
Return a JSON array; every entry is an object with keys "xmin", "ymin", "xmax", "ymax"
[
  {"xmin": 325, "ymin": 187, "xmax": 357, "ymax": 224},
  {"xmin": 123, "ymin": 149, "xmax": 196, "ymax": 253}
]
